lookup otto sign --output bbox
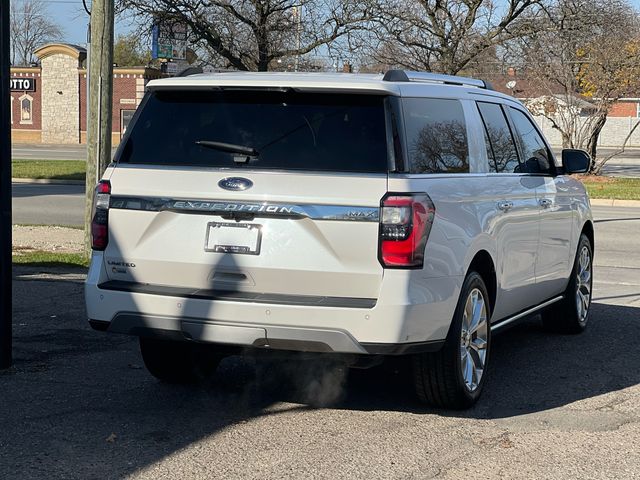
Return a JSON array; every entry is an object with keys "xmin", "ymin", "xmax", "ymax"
[{"xmin": 10, "ymin": 78, "xmax": 36, "ymax": 92}]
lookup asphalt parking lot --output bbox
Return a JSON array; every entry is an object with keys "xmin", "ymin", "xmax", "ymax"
[{"xmin": 1, "ymin": 206, "xmax": 639, "ymax": 479}]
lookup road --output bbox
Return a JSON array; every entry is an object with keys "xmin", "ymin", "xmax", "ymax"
[
  {"xmin": 12, "ymin": 143, "xmax": 116, "ymax": 161},
  {"xmin": 1, "ymin": 206, "xmax": 639, "ymax": 479},
  {"xmin": 15, "ymin": 145, "xmax": 640, "ymax": 161},
  {"xmin": 12, "ymin": 183, "xmax": 84, "ymax": 226},
  {"xmin": 591, "ymin": 206, "xmax": 640, "ymax": 304},
  {"xmin": 10, "ymin": 143, "xmax": 640, "ymax": 176}
]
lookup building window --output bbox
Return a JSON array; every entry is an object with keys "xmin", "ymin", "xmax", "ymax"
[
  {"xmin": 121, "ymin": 109, "xmax": 135, "ymax": 137},
  {"xmin": 19, "ymin": 94, "xmax": 33, "ymax": 125}
]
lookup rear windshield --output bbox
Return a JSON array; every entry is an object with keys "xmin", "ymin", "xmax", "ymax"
[{"xmin": 117, "ymin": 90, "xmax": 389, "ymax": 173}]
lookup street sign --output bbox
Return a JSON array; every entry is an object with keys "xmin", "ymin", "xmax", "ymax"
[
  {"xmin": 10, "ymin": 77, "xmax": 36, "ymax": 92},
  {"xmin": 164, "ymin": 60, "xmax": 189, "ymax": 75},
  {"xmin": 152, "ymin": 20, "xmax": 187, "ymax": 61}
]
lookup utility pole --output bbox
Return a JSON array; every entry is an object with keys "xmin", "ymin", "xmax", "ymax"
[
  {"xmin": 0, "ymin": 0, "xmax": 13, "ymax": 369},
  {"xmin": 84, "ymin": 0, "xmax": 114, "ymax": 254},
  {"xmin": 293, "ymin": 5, "xmax": 302, "ymax": 72},
  {"xmin": 83, "ymin": 0, "xmax": 91, "ymax": 194}
]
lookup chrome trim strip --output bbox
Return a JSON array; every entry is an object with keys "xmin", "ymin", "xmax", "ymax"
[
  {"xmin": 491, "ymin": 296, "xmax": 564, "ymax": 333},
  {"xmin": 109, "ymin": 196, "xmax": 380, "ymax": 222},
  {"xmin": 99, "ymin": 281, "xmax": 378, "ymax": 309}
]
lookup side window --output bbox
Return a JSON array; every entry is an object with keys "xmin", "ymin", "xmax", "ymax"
[
  {"xmin": 509, "ymin": 107, "xmax": 553, "ymax": 174},
  {"xmin": 402, "ymin": 98, "xmax": 469, "ymax": 174},
  {"xmin": 477, "ymin": 102, "xmax": 520, "ymax": 173}
]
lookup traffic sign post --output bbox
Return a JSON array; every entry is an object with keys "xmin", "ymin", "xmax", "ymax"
[
  {"xmin": 0, "ymin": 0, "xmax": 13, "ymax": 369},
  {"xmin": 152, "ymin": 20, "xmax": 188, "ymax": 61}
]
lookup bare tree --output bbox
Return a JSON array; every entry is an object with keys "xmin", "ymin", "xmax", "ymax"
[
  {"xmin": 10, "ymin": 0, "xmax": 64, "ymax": 66},
  {"xmin": 515, "ymin": 0, "xmax": 640, "ymax": 173},
  {"xmin": 358, "ymin": 0, "xmax": 543, "ymax": 75},
  {"xmin": 119, "ymin": 0, "xmax": 371, "ymax": 71}
]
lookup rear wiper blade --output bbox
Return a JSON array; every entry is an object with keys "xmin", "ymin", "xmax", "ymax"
[{"xmin": 195, "ymin": 140, "xmax": 259, "ymax": 162}]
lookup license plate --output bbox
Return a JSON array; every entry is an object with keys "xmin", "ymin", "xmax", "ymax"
[{"xmin": 205, "ymin": 222, "xmax": 262, "ymax": 255}]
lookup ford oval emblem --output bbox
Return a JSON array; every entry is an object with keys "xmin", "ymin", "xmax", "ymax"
[{"xmin": 218, "ymin": 177, "xmax": 253, "ymax": 191}]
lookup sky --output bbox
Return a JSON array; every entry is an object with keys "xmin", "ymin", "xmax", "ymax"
[
  {"xmin": 41, "ymin": 0, "xmax": 640, "ymax": 48},
  {"xmin": 43, "ymin": 0, "xmax": 135, "ymax": 46}
]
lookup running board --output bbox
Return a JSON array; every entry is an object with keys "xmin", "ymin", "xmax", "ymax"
[{"xmin": 491, "ymin": 296, "xmax": 564, "ymax": 333}]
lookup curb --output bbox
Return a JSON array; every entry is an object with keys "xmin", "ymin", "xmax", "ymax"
[
  {"xmin": 12, "ymin": 178, "xmax": 85, "ymax": 186},
  {"xmin": 590, "ymin": 198, "xmax": 640, "ymax": 207}
]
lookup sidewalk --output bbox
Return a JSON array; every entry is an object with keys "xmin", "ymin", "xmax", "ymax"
[{"xmin": 590, "ymin": 198, "xmax": 640, "ymax": 207}]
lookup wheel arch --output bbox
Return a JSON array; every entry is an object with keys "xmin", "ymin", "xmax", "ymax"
[
  {"xmin": 581, "ymin": 220, "xmax": 595, "ymax": 253},
  {"xmin": 466, "ymin": 250, "xmax": 497, "ymax": 314}
]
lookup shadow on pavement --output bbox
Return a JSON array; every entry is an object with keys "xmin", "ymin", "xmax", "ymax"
[
  {"xmin": 2, "ymin": 269, "xmax": 639, "ymax": 478},
  {"xmin": 333, "ymin": 302, "xmax": 640, "ymax": 420}
]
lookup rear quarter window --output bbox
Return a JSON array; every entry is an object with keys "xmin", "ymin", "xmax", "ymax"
[
  {"xmin": 117, "ymin": 90, "xmax": 389, "ymax": 173},
  {"xmin": 402, "ymin": 98, "xmax": 469, "ymax": 174}
]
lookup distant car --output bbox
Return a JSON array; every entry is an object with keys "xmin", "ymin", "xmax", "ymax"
[{"xmin": 85, "ymin": 70, "xmax": 594, "ymax": 409}]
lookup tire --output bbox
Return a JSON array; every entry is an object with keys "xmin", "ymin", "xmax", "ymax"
[
  {"xmin": 413, "ymin": 271, "xmax": 491, "ymax": 409},
  {"xmin": 139, "ymin": 337, "xmax": 222, "ymax": 384},
  {"xmin": 542, "ymin": 233, "xmax": 593, "ymax": 334}
]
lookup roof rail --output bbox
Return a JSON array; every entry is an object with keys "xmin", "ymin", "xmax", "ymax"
[{"xmin": 382, "ymin": 70, "xmax": 493, "ymax": 90}]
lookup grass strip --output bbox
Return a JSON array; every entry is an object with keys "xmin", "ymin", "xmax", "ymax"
[
  {"xmin": 12, "ymin": 250, "xmax": 89, "ymax": 268},
  {"xmin": 12, "ymin": 159, "xmax": 86, "ymax": 181},
  {"xmin": 578, "ymin": 176, "xmax": 640, "ymax": 201}
]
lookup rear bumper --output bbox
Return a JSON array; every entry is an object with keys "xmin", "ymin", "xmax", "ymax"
[
  {"xmin": 85, "ymin": 253, "xmax": 461, "ymax": 355},
  {"xmin": 88, "ymin": 315, "xmax": 444, "ymax": 355}
]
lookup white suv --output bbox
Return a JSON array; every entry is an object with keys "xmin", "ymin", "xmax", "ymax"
[{"xmin": 85, "ymin": 70, "xmax": 594, "ymax": 409}]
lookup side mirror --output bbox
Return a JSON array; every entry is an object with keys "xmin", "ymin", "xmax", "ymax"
[{"xmin": 562, "ymin": 149, "xmax": 590, "ymax": 174}]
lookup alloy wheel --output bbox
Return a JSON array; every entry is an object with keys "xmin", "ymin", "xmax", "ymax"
[
  {"xmin": 576, "ymin": 245, "xmax": 592, "ymax": 323},
  {"xmin": 460, "ymin": 288, "xmax": 488, "ymax": 392}
]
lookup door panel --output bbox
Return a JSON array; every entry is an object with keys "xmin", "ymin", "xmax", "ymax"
[
  {"xmin": 488, "ymin": 175, "xmax": 540, "ymax": 321},
  {"xmin": 475, "ymin": 101, "xmax": 541, "ymax": 321},
  {"xmin": 534, "ymin": 176, "xmax": 574, "ymax": 299},
  {"xmin": 505, "ymin": 106, "xmax": 571, "ymax": 301}
]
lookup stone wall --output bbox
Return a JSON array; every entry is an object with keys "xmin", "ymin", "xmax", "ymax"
[
  {"xmin": 40, "ymin": 53, "xmax": 80, "ymax": 144},
  {"xmin": 533, "ymin": 115, "xmax": 640, "ymax": 148}
]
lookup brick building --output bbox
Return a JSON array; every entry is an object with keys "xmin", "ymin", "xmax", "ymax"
[{"xmin": 10, "ymin": 43, "xmax": 162, "ymax": 145}]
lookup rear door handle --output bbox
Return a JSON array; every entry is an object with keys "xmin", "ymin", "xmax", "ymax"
[
  {"xmin": 497, "ymin": 201, "xmax": 513, "ymax": 212},
  {"xmin": 539, "ymin": 198, "xmax": 553, "ymax": 208}
]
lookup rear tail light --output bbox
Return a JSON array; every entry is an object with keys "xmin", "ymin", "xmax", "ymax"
[
  {"xmin": 91, "ymin": 180, "xmax": 111, "ymax": 250},
  {"xmin": 379, "ymin": 193, "xmax": 435, "ymax": 268}
]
